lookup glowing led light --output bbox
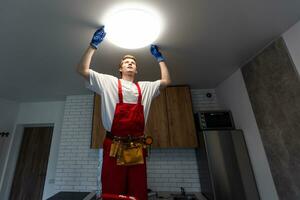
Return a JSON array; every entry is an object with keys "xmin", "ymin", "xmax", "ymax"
[{"xmin": 103, "ymin": 4, "xmax": 162, "ymax": 49}]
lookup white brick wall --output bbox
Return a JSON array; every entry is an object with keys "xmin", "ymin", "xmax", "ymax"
[
  {"xmin": 147, "ymin": 149, "xmax": 200, "ymax": 192},
  {"xmin": 191, "ymin": 89, "xmax": 222, "ymax": 112},
  {"xmin": 54, "ymin": 89, "xmax": 221, "ymax": 194},
  {"xmin": 54, "ymin": 95, "xmax": 98, "ymax": 192}
]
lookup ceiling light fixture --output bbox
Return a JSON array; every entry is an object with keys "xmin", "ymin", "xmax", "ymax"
[{"xmin": 102, "ymin": 4, "xmax": 163, "ymax": 49}]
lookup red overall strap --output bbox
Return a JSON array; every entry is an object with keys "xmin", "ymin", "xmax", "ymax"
[
  {"xmin": 118, "ymin": 79, "xmax": 123, "ymax": 103},
  {"xmin": 134, "ymin": 82, "xmax": 142, "ymax": 105}
]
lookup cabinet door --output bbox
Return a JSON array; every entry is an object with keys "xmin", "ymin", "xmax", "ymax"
[
  {"xmin": 145, "ymin": 89, "xmax": 170, "ymax": 147},
  {"xmin": 166, "ymin": 86, "xmax": 198, "ymax": 147},
  {"xmin": 91, "ymin": 93, "xmax": 105, "ymax": 149}
]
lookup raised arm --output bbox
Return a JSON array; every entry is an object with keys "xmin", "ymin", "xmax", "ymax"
[
  {"xmin": 150, "ymin": 45, "xmax": 171, "ymax": 88},
  {"xmin": 77, "ymin": 47, "xmax": 96, "ymax": 81},
  {"xmin": 77, "ymin": 26, "xmax": 106, "ymax": 81}
]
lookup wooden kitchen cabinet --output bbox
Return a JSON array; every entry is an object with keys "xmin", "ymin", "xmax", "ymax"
[
  {"xmin": 90, "ymin": 94, "xmax": 105, "ymax": 149},
  {"xmin": 144, "ymin": 89, "xmax": 170, "ymax": 147},
  {"xmin": 91, "ymin": 86, "xmax": 197, "ymax": 148},
  {"xmin": 165, "ymin": 86, "xmax": 198, "ymax": 147}
]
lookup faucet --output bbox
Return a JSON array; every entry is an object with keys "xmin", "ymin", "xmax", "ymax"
[{"xmin": 180, "ymin": 187, "xmax": 186, "ymax": 196}]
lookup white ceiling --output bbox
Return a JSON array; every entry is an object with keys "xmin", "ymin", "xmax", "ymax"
[{"xmin": 1, "ymin": 0, "xmax": 300, "ymax": 102}]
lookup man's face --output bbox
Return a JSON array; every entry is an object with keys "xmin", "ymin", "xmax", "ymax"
[{"xmin": 119, "ymin": 58, "xmax": 137, "ymax": 75}]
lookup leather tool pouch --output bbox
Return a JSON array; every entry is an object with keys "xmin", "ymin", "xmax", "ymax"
[
  {"xmin": 109, "ymin": 140, "xmax": 120, "ymax": 157},
  {"xmin": 116, "ymin": 142, "xmax": 144, "ymax": 166}
]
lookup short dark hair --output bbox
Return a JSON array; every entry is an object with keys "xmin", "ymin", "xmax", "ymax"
[
  {"xmin": 119, "ymin": 55, "xmax": 136, "ymax": 68},
  {"xmin": 119, "ymin": 55, "xmax": 137, "ymax": 76}
]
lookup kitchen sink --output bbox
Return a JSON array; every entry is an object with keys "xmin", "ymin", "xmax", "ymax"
[{"xmin": 170, "ymin": 193, "xmax": 198, "ymax": 200}]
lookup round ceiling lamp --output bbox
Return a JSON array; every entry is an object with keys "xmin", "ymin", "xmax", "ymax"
[{"xmin": 103, "ymin": 4, "xmax": 163, "ymax": 49}]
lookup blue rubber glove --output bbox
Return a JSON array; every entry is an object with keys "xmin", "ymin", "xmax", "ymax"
[
  {"xmin": 90, "ymin": 26, "xmax": 106, "ymax": 49},
  {"xmin": 150, "ymin": 44, "xmax": 165, "ymax": 62}
]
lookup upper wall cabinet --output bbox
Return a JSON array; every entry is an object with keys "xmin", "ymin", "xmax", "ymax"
[
  {"xmin": 165, "ymin": 86, "xmax": 197, "ymax": 147},
  {"xmin": 144, "ymin": 89, "xmax": 170, "ymax": 147},
  {"xmin": 91, "ymin": 94, "xmax": 105, "ymax": 149},
  {"xmin": 91, "ymin": 86, "xmax": 197, "ymax": 148}
]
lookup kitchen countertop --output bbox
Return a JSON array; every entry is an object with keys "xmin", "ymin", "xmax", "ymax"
[
  {"xmin": 47, "ymin": 191, "xmax": 207, "ymax": 200},
  {"xmin": 46, "ymin": 192, "xmax": 95, "ymax": 200}
]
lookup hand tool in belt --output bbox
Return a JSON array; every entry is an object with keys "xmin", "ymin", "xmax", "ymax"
[{"xmin": 106, "ymin": 131, "xmax": 153, "ymax": 159}]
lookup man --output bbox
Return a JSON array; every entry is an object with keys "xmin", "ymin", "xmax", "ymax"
[{"xmin": 77, "ymin": 26, "xmax": 171, "ymax": 200}]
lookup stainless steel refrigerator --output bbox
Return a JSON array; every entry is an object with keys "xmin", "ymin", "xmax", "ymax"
[{"xmin": 195, "ymin": 112, "xmax": 260, "ymax": 200}]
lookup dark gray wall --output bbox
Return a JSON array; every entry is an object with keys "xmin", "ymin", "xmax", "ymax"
[{"xmin": 242, "ymin": 38, "xmax": 300, "ymax": 200}]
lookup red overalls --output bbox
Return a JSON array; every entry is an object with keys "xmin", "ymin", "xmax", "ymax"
[{"xmin": 101, "ymin": 79, "xmax": 148, "ymax": 200}]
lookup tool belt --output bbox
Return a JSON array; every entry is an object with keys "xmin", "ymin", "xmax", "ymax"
[{"xmin": 106, "ymin": 132, "xmax": 153, "ymax": 166}]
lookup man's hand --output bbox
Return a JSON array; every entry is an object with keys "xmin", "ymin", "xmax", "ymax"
[
  {"xmin": 150, "ymin": 44, "xmax": 171, "ymax": 88},
  {"xmin": 150, "ymin": 44, "xmax": 165, "ymax": 62},
  {"xmin": 90, "ymin": 26, "xmax": 106, "ymax": 49}
]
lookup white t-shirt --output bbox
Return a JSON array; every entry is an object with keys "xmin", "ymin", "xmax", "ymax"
[{"xmin": 86, "ymin": 69, "xmax": 161, "ymax": 131}]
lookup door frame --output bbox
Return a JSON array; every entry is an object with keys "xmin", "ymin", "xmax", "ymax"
[{"xmin": 1, "ymin": 123, "xmax": 54, "ymax": 200}]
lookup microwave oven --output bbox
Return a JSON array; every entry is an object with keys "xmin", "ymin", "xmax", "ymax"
[{"xmin": 196, "ymin": 110, "xmax": 235, "ymax": 130}]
